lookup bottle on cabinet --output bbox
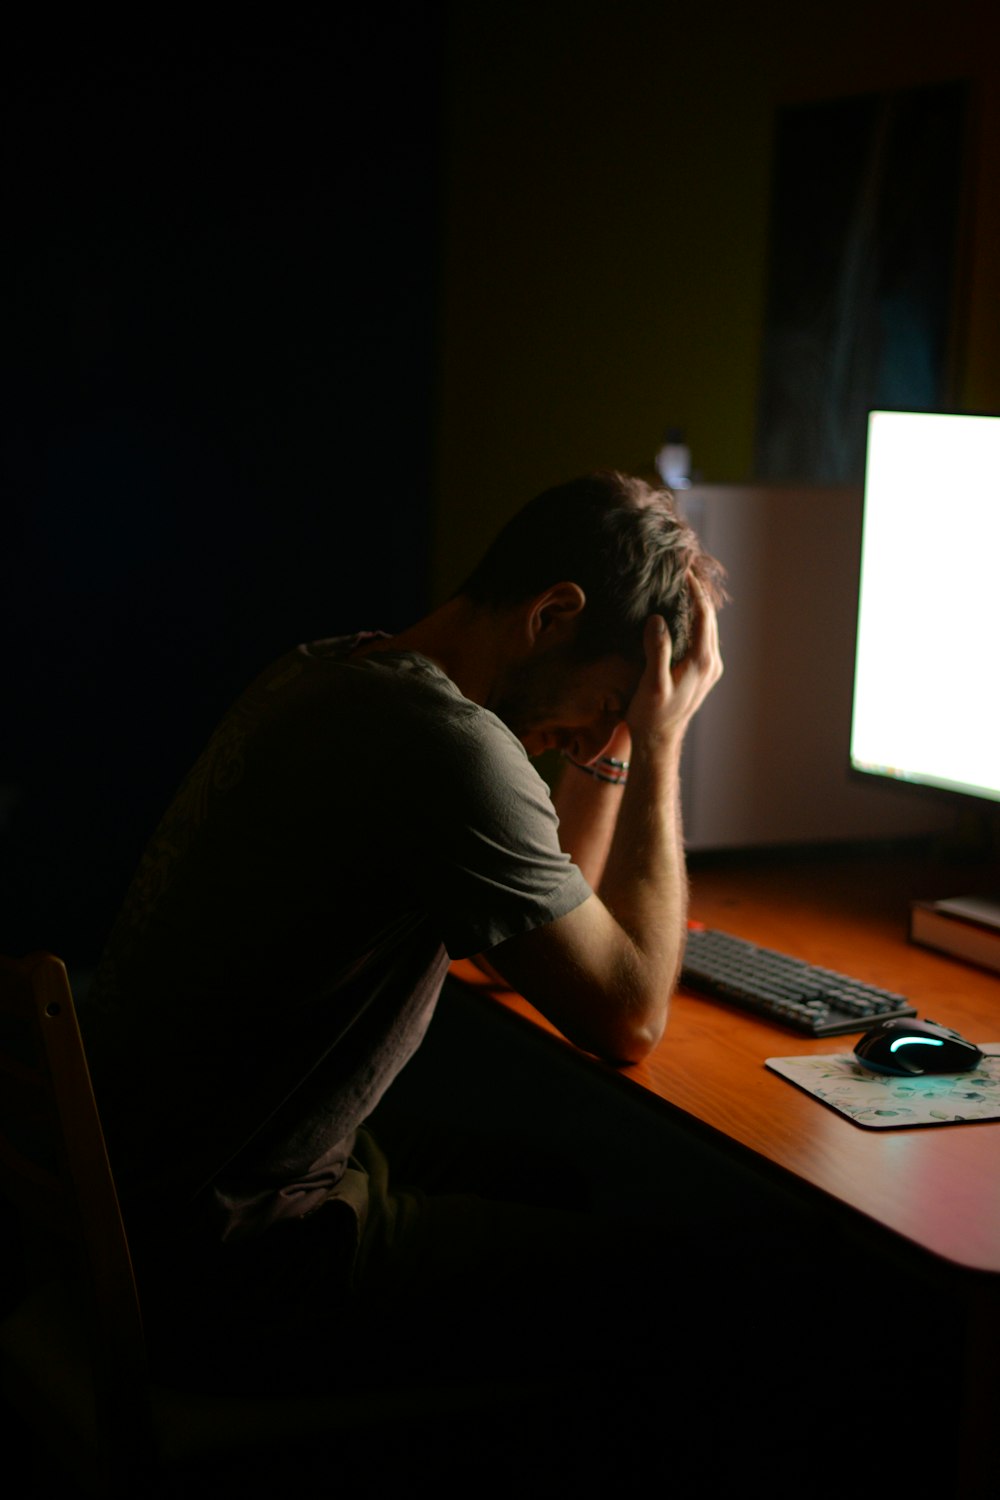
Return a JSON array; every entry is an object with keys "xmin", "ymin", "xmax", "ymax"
[{"xmin": 655, "ymin": 427, "xmax": 692, "ymax": 489}]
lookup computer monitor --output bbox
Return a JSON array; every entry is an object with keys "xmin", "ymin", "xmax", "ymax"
[{"xmin": 850, "ymin": 409, "xmax": 1000, "ymax": 813}]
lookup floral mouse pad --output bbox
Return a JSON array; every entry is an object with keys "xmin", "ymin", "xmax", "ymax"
[{"xmin": 765, "ymin": 1045, "xmax": 1000, "ymax": 1129}]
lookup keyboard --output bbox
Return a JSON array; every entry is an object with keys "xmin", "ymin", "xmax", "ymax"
[{"xmin": 680, "ymin": 926, "xmax": 917, "ymax": 1037}]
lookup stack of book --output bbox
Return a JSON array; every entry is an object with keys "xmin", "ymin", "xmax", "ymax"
[{"xmin": 909, "ymin": 894, "xmax": 1000, "ymax": 977}]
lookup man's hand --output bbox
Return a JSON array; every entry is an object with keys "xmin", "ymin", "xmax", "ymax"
[{"xmin": 627, "ymin": 576, "xmax": 723, "ymax": 753}]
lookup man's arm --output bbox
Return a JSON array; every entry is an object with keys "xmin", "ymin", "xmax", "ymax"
[
  {"xmin": 486, "ymin": 582, "xmax": 722, "ymax": 1065},
  {"xmin": 548, "ymin": 722, "xmax": 632, "ymax": 890}
]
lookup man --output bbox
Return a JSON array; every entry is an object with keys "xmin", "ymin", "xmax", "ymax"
[{"xmin": 84, "ymin": 469, "xmax": 725, "ymax": 1402}]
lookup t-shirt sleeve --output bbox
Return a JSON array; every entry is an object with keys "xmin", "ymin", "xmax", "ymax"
[{"xmin": 399, "ymin": 701, "xmax": 592, "ymax": 958}]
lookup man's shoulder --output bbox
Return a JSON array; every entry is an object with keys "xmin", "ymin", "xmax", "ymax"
[
  {"xmin": 239, "ymin": 637, "xmax": 539, "ymax": 801},
  {"xmin": 296, "ymin": 643, "xmax": 500, "ymax": 739},
  {"xmin": 240, "ymin": 638, "xmax": 464, "ymax": 720}
]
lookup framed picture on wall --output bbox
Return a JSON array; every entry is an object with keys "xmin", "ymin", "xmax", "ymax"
[{"xmin": 755, "ymin": 80, "xmax": 971, "ymax": 484}]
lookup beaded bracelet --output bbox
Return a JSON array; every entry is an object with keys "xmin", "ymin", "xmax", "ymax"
[{"xmin": 561, "ymin": 752, "xmax": 630, "ymax": 786}]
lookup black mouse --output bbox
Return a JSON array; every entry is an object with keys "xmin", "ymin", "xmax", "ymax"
[{"xmin": 854, "ymin": 1017, "xmax": 984, "ymax": 1077}]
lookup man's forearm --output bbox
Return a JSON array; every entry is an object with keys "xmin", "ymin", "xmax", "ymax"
[
  {"xmin": 480, "ymin": 738, "xmax": 690, "ymax": 1066},
  {"xmin": 597, "ymin": 736, "xmax": 689, "ymax": 1007},
  {"xmin": 551, "ymin": 755, "xmax": 628, "ymax": 889}
]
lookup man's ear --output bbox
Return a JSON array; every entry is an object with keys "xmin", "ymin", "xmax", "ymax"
[{"xmin": 525, "ymin": 582, "xmax": 587, "ymax": 648}]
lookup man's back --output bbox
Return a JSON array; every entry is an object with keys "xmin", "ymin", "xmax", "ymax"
[{"xmin": 82, "ymin": 634, "xmax": 587, "ymax": 1272}]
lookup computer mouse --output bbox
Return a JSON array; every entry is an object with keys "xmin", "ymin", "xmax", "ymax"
[{"xmin": 854, "ymin": 1017, "xmax": 984, "ymax": 1077}]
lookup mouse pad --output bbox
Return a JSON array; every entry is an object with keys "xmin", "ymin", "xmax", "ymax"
[{"xmin": 765, "ymin": 1045, "xmax": 1000, "ymax": 1129}]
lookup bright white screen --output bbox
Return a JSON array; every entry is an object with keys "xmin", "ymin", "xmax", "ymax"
[{"xmin": 850, "ymin": 410, "xmax": 1000, "ymax": 805}]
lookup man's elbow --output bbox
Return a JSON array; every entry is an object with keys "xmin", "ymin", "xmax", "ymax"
[
  {"xmin": 601, "ymin": 1004, "xmax": 669, "ymax": 1066},
  {"xmin": 600, "ymin": 954, "xmax": 672, "ymax": 1063}
]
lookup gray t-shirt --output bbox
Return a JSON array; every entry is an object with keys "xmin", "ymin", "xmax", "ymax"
[{"xmin": 84, "ymin": 636, "xmax": 590, "ymax": 1263}]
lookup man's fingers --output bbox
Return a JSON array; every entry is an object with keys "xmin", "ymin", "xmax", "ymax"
[
  {"xmin": 685, "ymin": 574, "xmax": 723, "ymax": 683},
  {"xmin": 644, "ymin": 612, "xmax": 669, "ymax": 654},
  {"xmin": 643, "ymin": 613, "xmax": 672, "ymax": 693}
]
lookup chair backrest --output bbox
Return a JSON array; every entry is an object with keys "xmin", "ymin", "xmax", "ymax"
[{"xmin": 0, "ymin": 951, "xmax": 156, "ymax": 1485}]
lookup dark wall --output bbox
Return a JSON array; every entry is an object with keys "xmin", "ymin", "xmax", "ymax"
[{"xmin": 1, "ymin": 10, "xmax": 446, "ymax": 967}]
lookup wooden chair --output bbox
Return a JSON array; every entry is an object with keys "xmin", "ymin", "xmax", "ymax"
[{"xmin": 0, "ymin": 952, "xmax": 539, "ymax": 1497}]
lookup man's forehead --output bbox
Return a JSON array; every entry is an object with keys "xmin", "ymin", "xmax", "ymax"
[{"xmin": 586, "ymin": 652, "xmax": 643, "ymax": 700}]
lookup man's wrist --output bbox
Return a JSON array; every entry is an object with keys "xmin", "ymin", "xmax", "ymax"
[{"xmin": 561, "ymin": 752, "xmax": 630, "ymax": 786}]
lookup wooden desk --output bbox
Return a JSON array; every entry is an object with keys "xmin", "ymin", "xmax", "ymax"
[
  {"xmin": 452, "ymin": 842, "xmax": 1000, "ymax": 1276},
  {"xmin": 452, "ymin": 844, "xmax": 1000, "ymax": 1494},
  {"xmin": 447, "ymin": 843, "xmax": 1000, "ymax": 1495}
]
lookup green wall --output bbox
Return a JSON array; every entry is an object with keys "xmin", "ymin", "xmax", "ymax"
[{"xmin": 430, "ymin": 0, "xmax": 1000, "ymax": 600}]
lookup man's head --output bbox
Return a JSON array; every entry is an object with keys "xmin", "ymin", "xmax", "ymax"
[{"xmin": 457, "ymin": 470, "xmax": 725, "ymax": 669}]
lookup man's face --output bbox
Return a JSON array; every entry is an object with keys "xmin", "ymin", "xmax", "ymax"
[{"xmin": 489, "ymin": 646, "xmax": 642, "ymax": 763}]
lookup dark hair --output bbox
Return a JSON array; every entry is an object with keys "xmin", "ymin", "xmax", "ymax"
[{"xmin": 458, "ymin": 470, "xmax": 726, "ymax": 664}]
